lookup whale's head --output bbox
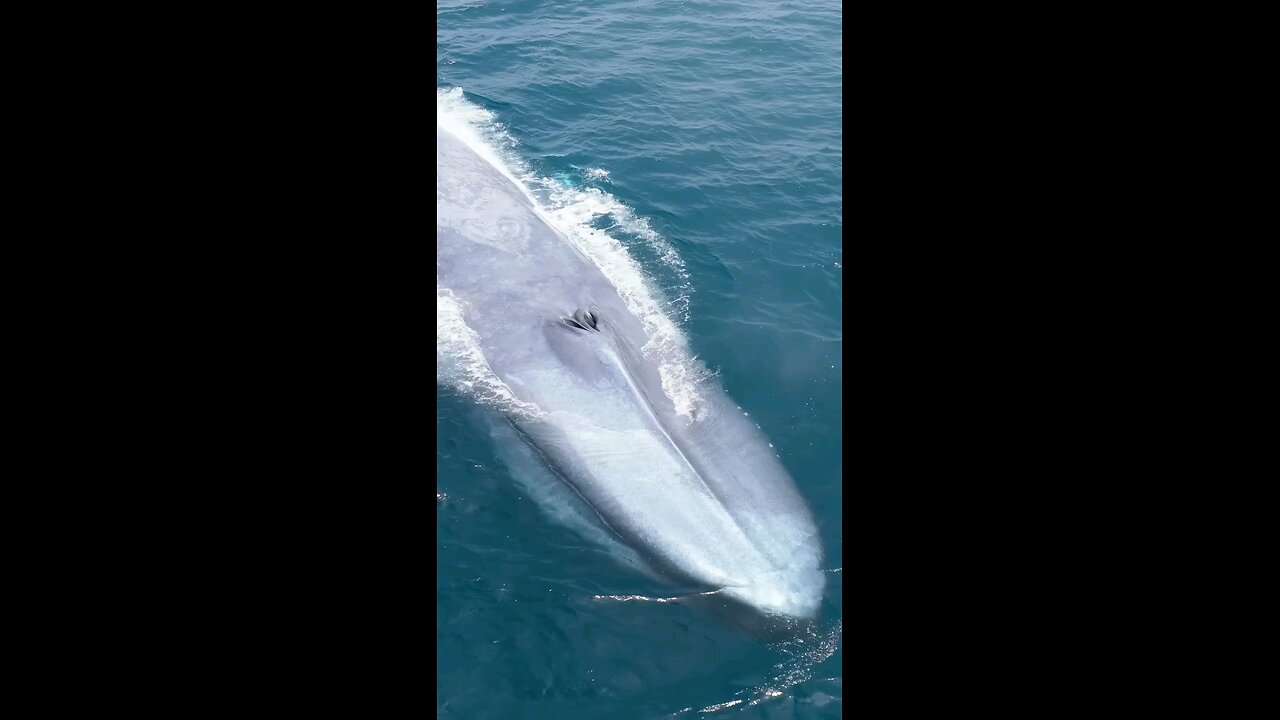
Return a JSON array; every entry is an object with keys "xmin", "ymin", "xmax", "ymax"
[{"xmin": 510, "ymin": 304, "xmax": 827, "ymax": 622}]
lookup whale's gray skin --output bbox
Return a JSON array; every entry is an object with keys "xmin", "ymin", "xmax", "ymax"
[{"xmin": 437, "ymin": 125, "xmax": 825, "ymax": 619}]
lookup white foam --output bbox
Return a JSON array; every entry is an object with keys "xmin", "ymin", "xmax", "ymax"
[
  {"xmin": 699, "ymin": 700, "xmax": 743, "ymax": 713},
  {"xmin": 592, "ymin": 589, "xmax": 723, "ymax": 604},
  {"xmin": 436, "ymin": 87, "xmax": 529, "ymax": 197},
  {"xmin": 436, "ymin": 288, "xmax": 542, "ymax": 419},
  {"xmin": 437, "ymin": 86, "xmax": 711, "ymax": 418}
]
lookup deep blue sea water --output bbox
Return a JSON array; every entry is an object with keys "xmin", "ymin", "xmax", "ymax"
[{"xmin": 437, "ymin": 2, "xmax": 842, "ymax": 717}]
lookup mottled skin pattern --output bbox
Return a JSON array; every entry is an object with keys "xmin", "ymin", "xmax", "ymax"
[{"xmin": 437, "ymin": 126, "xmax": 824, "ymax": 619}]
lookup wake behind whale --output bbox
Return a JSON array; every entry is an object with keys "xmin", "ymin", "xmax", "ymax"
[{"xmin": 436, "ymin": 90, "xmax": 824, "ymax": 620}]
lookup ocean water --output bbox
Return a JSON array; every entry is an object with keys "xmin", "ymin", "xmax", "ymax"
[{"xmin": 437, "ymin": 2, "xmax": 842, "ymax": 717}]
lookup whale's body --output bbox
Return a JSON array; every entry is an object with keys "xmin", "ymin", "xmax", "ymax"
[{"xmin": 437, "ymin": 125, "xmax": 824, "ymax": 619}]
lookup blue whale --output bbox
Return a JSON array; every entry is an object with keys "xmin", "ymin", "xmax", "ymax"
[{"xmin": 437, "ymin": 123, "xmax": 825, "ymax": 620}]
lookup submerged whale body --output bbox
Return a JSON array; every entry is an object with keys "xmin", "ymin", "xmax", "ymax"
[{"xmin": 436, "ymin": 124, "xmax": 825, "ymax": 619}]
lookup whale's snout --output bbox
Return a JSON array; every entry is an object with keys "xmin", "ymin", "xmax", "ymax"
[{"xmin": 722, "ymin": 564, "xmax": 826, "ymax": 620}]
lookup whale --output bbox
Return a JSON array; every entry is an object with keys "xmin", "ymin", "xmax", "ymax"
[{"xmin": 436, "ymin": 122, "xmax": 825, "ymax": 620}]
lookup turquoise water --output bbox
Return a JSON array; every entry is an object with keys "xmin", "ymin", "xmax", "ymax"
[{"xmin": 437, "ymin": 1, "xmax": 842, "ymax": 717}]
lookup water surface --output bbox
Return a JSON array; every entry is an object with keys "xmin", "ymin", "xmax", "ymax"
[{"xmin": 438, "ymin": 2, "xmax": 842, "ymax": 717}]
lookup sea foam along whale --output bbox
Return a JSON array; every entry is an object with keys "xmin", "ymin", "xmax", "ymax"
[{"xmin": 436, "ymin": 123, "xmax": 825, "ymax": 619}]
